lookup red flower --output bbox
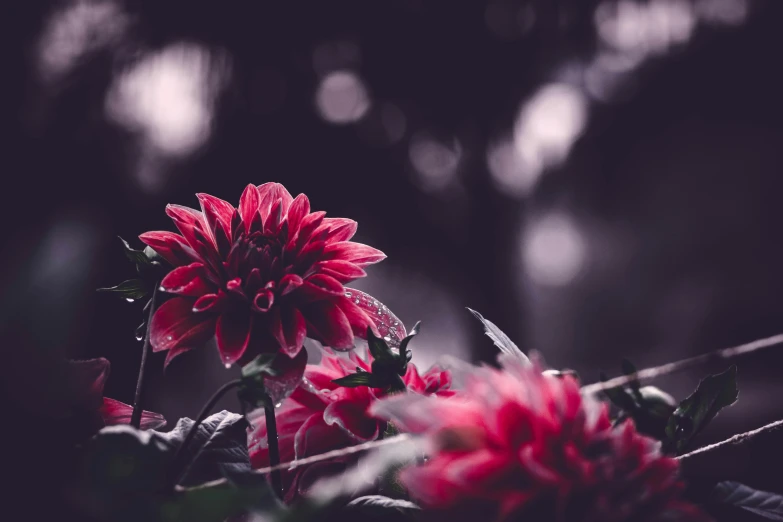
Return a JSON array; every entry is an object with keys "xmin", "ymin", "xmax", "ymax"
[
  {"xmin": 247, "ymin": 332, "xmax": 454, "ymax": 502},
  {"xmin": 370, "ymin": 356, "xmax": 711, "ymax": 522},
  {"xmin": 74, "ymin": 358, "xmax": 166, "ymax": 432},
  {"xmin": 139, "ymin": 183, "xmax": 386, "ymax": 377}
]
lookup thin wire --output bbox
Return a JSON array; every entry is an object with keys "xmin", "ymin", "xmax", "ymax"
[
  {"xmin": 677, "ymin": 418, "xmax": 783, "ymax": 461},
  {"xmin": 580, "ymin": 332, "xmax": 783, "ymax": 396},
  {"xmin": 249, "ymin": 332, "xmax": 783, "ymax": 476}
]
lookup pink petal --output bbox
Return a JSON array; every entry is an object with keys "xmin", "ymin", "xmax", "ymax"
[
  {"xmin": 344, "ymin": 288, "xmax": 406, "ymax": 343},
  {"xmin": 100, "ymin": 398, "xmax": 167, "ymax": 430},
  {"xmin": 315, "ymin": 260, "xmax": 366, "ymax": 283},
  {"xmin": 165, "ymin": 203, "xmax": 204, "ymax": 228},
  {"xmin": 264, "ymin": 198, "xmax": 284, "ymax": 236},
  {"xmin": 238, "ymin": 184, "xmax": 261, "ymax": 231},
  {"xmin": 324, "ymin": 218, "xmax": 358, "ymax": 242},
  {"xmin": 294, "ymin": 413, "xmax": 331, "ymax": 459},
  {"xmin": 334, "ymin": 294, "xmax": 376, "ymax": 338},
  {"xmin": 297, "ymin": 274, "xmax": 344, "ymax": 302},
  {"xmin": 192, "ymin": 293, "xmax": 221, "ymax": 313},
  {"xmin": 138, "ymin": 231, "xmax": 198, "ymax": 267},
  {"xmin": 215, "ymin": 309, "xmax": 253, "ymax": 366},
  {"xmin": 403, "ymin": 364, "xmax": 426, "ymax": 392},
  {"xmin": 257, "ymin": 182, "xmax": 294, "ymax": 220},
  {"xmin": 159, "ymin": 262, "xmax": 214, "ymax": 296},
  {"xmin": 301, "ymin": 301, "xmax": 355, "ymax": 349},
  {"xmin": 278, "ymin": 274, "xmax": 304, "ymax": 296},
  {"xmin": 150, "ymin": 297, "xmax": 217, "ymax": 353},
  {"xmin": 252, "ymin": 289, "xmax": 275, "ymax": 313},
  {"xmin": 197, "ymin": 193, "xmax": 235, "ymax": 238},
  {"xmin": 290, "ymin": 211, "xmax": 326, "ymax": 252},
  {"xmin": 323, "ymin": 396, "xmax": 380, "ymax": 442},
  {"xmin": 271, "ymin": 306, "xmax": 307, "ymax": 356},
  {"xmin": 285, "ymin": 194, "xmax": 310, "ymax": 234},
  {"xmin": 164, "ymin": 345, "xmax": 194, "ymax": 369},
  {"xmin": 323, "ymin": 241, "xmax": 386, "ymax": 267},
  {"xmin": 65, "ymin": 358, "xmax": 110, "ymax": 411},
  {"xmin": 264, "ymin": 348, "xmax": 308, "ymax": 403}
]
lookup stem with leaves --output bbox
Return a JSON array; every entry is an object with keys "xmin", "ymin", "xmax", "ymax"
[{"xmin": 130, "ymin": 284, "xmax": 160, "ymax": 428}]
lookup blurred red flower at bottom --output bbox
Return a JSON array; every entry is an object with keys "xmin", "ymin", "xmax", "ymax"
[
  {"xmin": 370, "ymin": 356, "xmax": 712, "ymax": 522},
  {"xmin": 248, "ymin": 348, "xmax": 454, "ymax": 502}
]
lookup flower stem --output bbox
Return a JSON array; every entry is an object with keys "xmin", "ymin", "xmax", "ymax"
[
  {"xmin": 171, "ymin": 379, "xmax": 242, "ymax": 485},
  {"xmin": 130, "ymin": 284, "xmax": 159, "ymax": 429},
  {"xmin": 262, "ymin": 393, "xmax": 284, "ymax": 498}
]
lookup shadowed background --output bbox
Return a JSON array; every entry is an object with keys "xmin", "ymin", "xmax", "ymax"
[{"xmin": 3, "ymin": 0, "xmax": 783, "ymax": 462}]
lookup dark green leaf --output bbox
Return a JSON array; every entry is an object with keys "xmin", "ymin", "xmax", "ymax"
[
  {"xmin": 666, "ymin": 365, "xmax": 739, "ymax": 453},
  {"xmin": 343, "ymin": 496, "xmax": 420, "ymax": 522},
  {"xmin": 120, "ymin": 236, "xmax": 150, "ymax": 267},
  {"xmin": 600, "ymin": 372, "xmax": 638, "ymax": 411},
  {"xmin": 467, "ymin": 308, "xmax": 529, "ymax": 364},
  {"xmin": 398, "ymin": 321, "xmax": 421, "ymax": 361},
  {"xmin": 332, "ymin": 372, "xmax": 382, "ymax": 388},
  {"xmin": 367, "ymin": 327, "xmax": 394, "ymax": 361},
  {"xmin": 241, "ymin": 354, "xmax": 277, "ymax": 379},
  {"xmin": 714, "ymin": 482, "xmax": 783, "ymax": 520},
  {"xmin": 97, "ymin": 279, "xmax": 150, "ymax": 301},
  {"xmin": 154, "ymin": 411, "xmax": 250, "ymax": 486}
]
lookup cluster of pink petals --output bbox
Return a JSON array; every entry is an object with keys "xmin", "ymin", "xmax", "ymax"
[
  {"xmin": 140, "ymin": 183, "xmax": 386, "ymax": 372},
  {"xmin": 370, "ymin": 355, "xmax": 711, "ymax": 522},
  {"xmin": 248, "ymin": 348, "xmax": 454, "ymax": 502}
]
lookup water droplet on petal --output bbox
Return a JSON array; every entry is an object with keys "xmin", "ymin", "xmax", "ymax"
[
  {"xmin": 135, "ymin": 332, "xmax": 144, "ymax": 341},
  {"xmin": 384, "ymin": 336, "xmax": 391, "ymax": 342},
  {"xmin": 320, "ymin": 389, "xmax": 331, "ymax": 395},
  {"xmin": 344, "ymin": 291, "xmax": 352, "ymax": 298},
  {"xmin": 159, "ymin": 286, "xmax": 166, "ymax": 292},
  {"xmin": 125, "ymin": 297, "xmax": 135, "ymax": 303},
  {"xmin": 275, "ymin": 402, "xmax": 283, "ymax": 408},
  {"xmin": 354, "ymin": 299, "xmax": 360, "ymax": 304},
  {"xmin": 166, "ymin": 335, "xmax": 173, "ymax": 341},
  {"xmin": 224, "ymin": 363, "xmax": 232, "ymax": 369}
]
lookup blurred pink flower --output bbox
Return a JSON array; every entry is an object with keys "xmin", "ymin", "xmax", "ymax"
[
  {"xmin": 248, "ymin": 347, "xmax": 454, "ymax": 502},
  {"xmin": 370, "ymin": 355, "xmax": 711, "ymax": 522},
  {"xmin": 140, "ymin": 183, "xmax": 385, "ymax": 395}
]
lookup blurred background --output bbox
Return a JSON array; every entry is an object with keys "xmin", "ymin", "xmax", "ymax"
[{"xmin": 3, "ymin": 0, "xmax": 783, "ymax": 451}]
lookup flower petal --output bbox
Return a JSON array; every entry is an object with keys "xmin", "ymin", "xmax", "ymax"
[
  {"xmin": 301, "ymin": 301, "xmax": 355, "ymax": 349},
  {"xmin": 216, "ymin": 309, "xmax": 253, "ymax": 366},
  {"xmin": 252, "ymin": 289, "xmax": 275, "ymax": 313},
  {"xmin": 100, "ymin": 398, "xmax": 167, "ymax": 430},
  {"xmin": 192, "ymin": 293, "xmax": 221, "ymax": 313},
  {"xmin": 323, "ymin": 241, "xmax": 386, "ymax": 267},
  {"xmin": 238, "ymin": 184, "xmax": 261, "ymax": 231},
  {"xmin": 150, "ymin": 297, "xmax": 217, "ymax": 353},
  {"xmin": 197, "ymin": 193, "xmax": 235, "ymax": 238},
  {"xmin": 286, "ymin": 193, "xmax": 310, "ymax": 234},
  {"xmin": 297, "ymin": 274, "xmax": 344, "ymax": 301},
  {"xmin": 164, "ymin": 345, "xmax": 194, "ymax": 369},
  {"xmin": 334, "ymin": 294, "xmax": 377, "ymax": 338},
  {"xmin": 264, "ymin": 348, "xmax": 308, "ymax": 403},
  {"xmin": 258, "ymin": 182, "xmax": 294, "ymax": 220},
  {"xmin": 271, "ymin": 306, "xmax": 307, "ymax": 356},
  {"xmin": 139, "ymin": 231, "xmax": 198, "ymax": 267},
  {"xmin": 159, "ymin": 262, "xmax": 214, "ymax": 296},
  {"xmin": 315, "ymin": 260, "xmax": 366, "ymax": 283},
  {"xmin": 344, "ymin": 288, "xmax": 406, "ymax": 343},
  {"xmin": 323, "ymin": 396, "xmax": 380, "ymax": 442},
  {"xmin": 65, "ymin": 358, "xmax": 111, "ymax": 411},
  {"xmin": 278, "ymin": 274, "xmax": 304, "ymax": 296}
]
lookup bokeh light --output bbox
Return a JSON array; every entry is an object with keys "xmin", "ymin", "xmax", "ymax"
[
  {"xmin": 522, "ymin": 212, "xmax": 587, "ymax": 287},
  {"xmin": 409, "ymin": 131, "xmax": 463, "ymax": 192},
  {"xmin": 486, "ymin": 138, "xmax": 542, "ymax": 198},
  {"xmin": 105, "ymin": 42, "xmax": 230, "ymax": 158},
  {"xmin": 315, "ymin": 71, "xmax": 371, "ymax": 125}
]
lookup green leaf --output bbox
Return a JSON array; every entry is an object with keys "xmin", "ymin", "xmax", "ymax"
[
  {"xmin": 467, "ymin": 308, "xmax": 530, "ymax": 364},
  {"xmin": 97, "ymin": 279, "xmax": 150, "ymax": 301},
  {"xmin": 120, "ymin": 236, "xmax": 151, "ymax": 268},
  {"xmin": 332, "ymin": 372, "xmax": 381, "ymax": 388},
  {"xmin": 154, "ymin": 411, "xmax": 250, "ymax": 487},
  {"xmin": 367, "ymin": 327, "xmax": 394, "ymax": 361},
  {"xmin": 665, "ymin": 365, "xmax": 739, "ymax": 453},
  {"xmin": 713, "ymin": 482, "xmax": 783, "ymax": 520},
  {"xmin": 343, "ymin": 496, "xmax": 420, "ymax": 522},
  {"xmin": 241, "ymin": 354, "xmax": 277, "ymax": 379},
  {"xmin": 398, "ymin": 321, "xmax": 421, "ymax": 361},
  {"xmin": 237, "ymin": 355, "xmax": 278, "ymax": 408},
  {"xmin": 599, "ymin": 372, "xmax": 638, "ymax": 411}
]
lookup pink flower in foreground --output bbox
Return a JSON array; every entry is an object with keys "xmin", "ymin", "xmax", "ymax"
[
  {"xmin": 139, "ymin": 183, "xmax": 385, "ymax": 375},
  {"xmin": 248, "ymin": 345, "xmax": 454, "ymax": 502},
  {"xmin": 370, "ymin": 356, "xmax": 711, "ymax": 522}
]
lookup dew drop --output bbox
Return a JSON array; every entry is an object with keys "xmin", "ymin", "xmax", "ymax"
[
  {"xmin": 125, "ymin": 297, "xmax": 135, "ymax": 303},
  {"xmin": 354, "ymin": 299, "xmax": 360, "ymax": 304},
  {"xmin": 384, "ymin": 336, "xmax": 392, "ymax": 342},
  {"xmin": 224, "ymin": 363, "xmax": 232, "ymax": 369},
  {"xmin": 345, "ymin": 291, "xmax": 352, "ymax": 298},
  {"xmin": 320, "ymin": 389, "xmax": 331, "ymax": 395},
  {"xmin": 159, "ymin": 286, "xmax": 166, "ymax": 292},
  {"xmin": 135, "ymin": 332, "xmax": 144, "ymax": 342},
  {"xmin": 166, "ymin": 335, "xmax": 173, "ymax": 341},
  {"xmin": 275, "ymin": 402, "xmax": 283, "ymax": 408}
]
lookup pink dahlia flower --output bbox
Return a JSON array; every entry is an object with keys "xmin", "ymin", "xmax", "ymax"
[
  {"xmin": 248, "ymin": 341, "xmax": 454, "ymax": 502},
  {"xmin": 139, "ymin": 183, "xmax": 386, "ymax": 376},
  {"xmin": 370, "ymin": 356, "xmax": 711, "ymax": 522}
]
